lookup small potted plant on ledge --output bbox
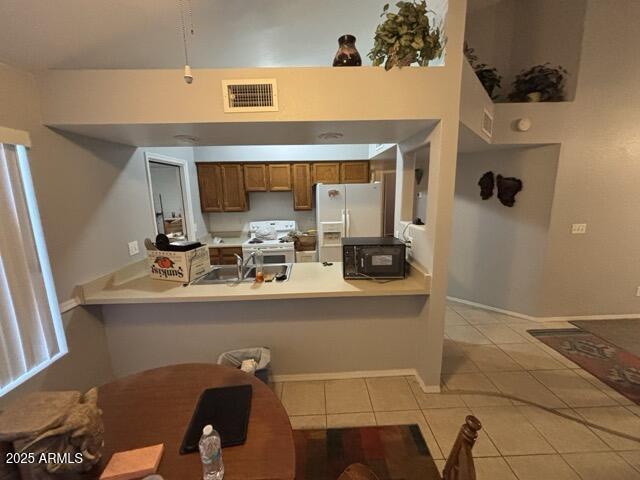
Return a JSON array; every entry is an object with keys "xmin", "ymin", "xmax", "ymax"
[
  {"xmin": 508, "ymin": 63, "xmax": 568, "ymax": 102},
  {"xmin": 464, "ymin": 42, "xmax": 502, "ymax": 99},
  {"xmin": 369, "ymin": 1, "xmax": 445, "ymax": 70}
]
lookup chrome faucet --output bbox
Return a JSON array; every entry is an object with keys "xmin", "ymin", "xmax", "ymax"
[{"xmin": 235, "ymin": 252, "xmax": 256, "ymax": 280}]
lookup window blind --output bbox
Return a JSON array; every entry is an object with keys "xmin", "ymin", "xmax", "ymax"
[{"xmin": 0, "ymin": 143, "xmax": 67, "ymax": 396}]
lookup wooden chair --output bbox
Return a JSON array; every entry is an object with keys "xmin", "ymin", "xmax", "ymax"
[{"xmin": 337, "ymin": 416, "xmax": 482, "ymax": 480}]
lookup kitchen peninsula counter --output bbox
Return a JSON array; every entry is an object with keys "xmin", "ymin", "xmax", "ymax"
[{"xmin": 80, "ymin": 261, "xmax": 430, "ymax": 305}]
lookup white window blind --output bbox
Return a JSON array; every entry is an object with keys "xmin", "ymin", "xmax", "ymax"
[{"xmin": 0, "ymin": 143, "xmax": 67, "ymax": 396}]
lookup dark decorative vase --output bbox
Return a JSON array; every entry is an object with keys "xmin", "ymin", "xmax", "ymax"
[{"xmin": 332, "ymin": 35, "xmax": 362, "ymax": 67}]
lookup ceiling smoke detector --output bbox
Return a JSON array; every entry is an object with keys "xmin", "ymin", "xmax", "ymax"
[
  {"xmin": 317, "ymin": 132, "xmax": 344, "ymax": 140},
  {"xmin": 173, "ymin": 134, "xmax": 199, "ymax": 145}
]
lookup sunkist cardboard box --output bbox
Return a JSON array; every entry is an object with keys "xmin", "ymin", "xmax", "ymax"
[{"xmin": 147, "ymin": 246, "xmax": 210, "ymax": 283}]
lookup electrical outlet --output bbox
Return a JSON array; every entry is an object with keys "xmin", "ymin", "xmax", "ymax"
[
  {"xmin": 571, "ymin": 223, "xmax": 587, "ymax": 234},
  {"xmin": 128, "ymin": 240, "xmax": 139, "ymax": 256},
  {"xmin": 636, "ymin": 286, "xmax": 640, "ymax": 297}
]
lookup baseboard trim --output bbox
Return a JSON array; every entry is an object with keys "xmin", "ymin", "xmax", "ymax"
[
  {"xmin": 270, "ymin": 369, "xmax": 440, "ymax": 393},
  {"xmin": 59, "ymin": 297, "xmax": 81, "ymax": 314},
  {"xmin": 447, "ymin": 296, "xmax": 640, "ymax": 322}
]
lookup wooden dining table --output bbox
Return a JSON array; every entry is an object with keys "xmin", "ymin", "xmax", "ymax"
[{"xmin": 87, "ymin": 363, "xmax": 295, "ymax": 480}]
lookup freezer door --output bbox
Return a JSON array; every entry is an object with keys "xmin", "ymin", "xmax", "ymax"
[
  {"xmin": 316, "ymin": 184, "xmax": 346, "ymax": 262},
  {"xmin": 345, "ymin": 183, "xmax": 383, "ymax": 237}
]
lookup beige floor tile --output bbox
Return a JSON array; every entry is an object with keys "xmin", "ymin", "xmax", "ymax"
[
  {"xmin": 289, "ymin": 415, "xmax": 326, "ymax": 430},
  {"xmin": 281, "ymin": 381, "xmax": 325, "ymax": 416},
  {"xmin": 326, "ymin": 412, "xmax": 376, "ymax": 428},
  {"xmin": 443, "ymin": 372, "xmax": 511, "ymax": 407},
  {"xmin": 475, "ymin": 324, "xmax": 529, "ymax": 344},
  {"xmin": 375, "ymin": 410, "xmax": 444, "ymax": 460},
  {"xmin": 441, "ymin": 355, "xmax": 480, "ymax": 374},
  {"xmin": 460, "ymin": 345, "xmax": 523, "ymax": 372},
  {"xmin": 271, "ymin": 381, "xmax": 284, "ymax": 400},
  {"xmin": 422, "ymin": 407, "xmax": 500, "ymax": 457},
  {"xmin": 445, "ymin": 307, "xmax": 469, "ymax": 326},
  {"xmin": 407, "ymin": 377, "xmax": 466, "ymax": 409},
  {"xmin": 443, "ymin": 338, "xmax": 466, "ymax": 357},
  {"xmin": 324, "ymin": 378, "xmax": 372, "ymax": 414},
  {"xmin": 563, "ymin": 452, "xmax": 640, "ymax": 480},
  {"xmin": 445, "ymin": 325, "xmax": 492, "ymax": 345},
  {"xmin": 516, "ymin": 406, "xmax": 610, "ymax": 453},
  {"xmin": 473, "ymin": 457, "xmax": 517, "ymax": 480},
  {"xmin": 532, "ymin": 369, "xmax": 619, "ymax": 407},
  {"xmin": 627, "ymin": 404, "xmax": 640, "ymax": 417},
  {"xmin": 434, "ymin": 459, "xmax": 445, "ymax": 474},
  {"xmin": 573, "ymin": 368, "xmax": 634, "ymax": 405},
  {"xmin": 505, "ymin": 454, "xmax": 580, "ymax": 480},
  {"xmin": 366, "ymin": 377, "xmax": 418, "ymax": 411},
  {"xmin": 471, "ymin": 406, "xmax": 555, "ymax": 456},
  {"xmin": 574, "ymin": 406, "xmax": 640, "ymax": 451},
  {"xmin": 491, "ymin": 312, "xmax": 531, "ymax": 324},
  {"xmin": 504, "ymin": 322, "xmax": 543, "ymax": 343},
  {"xmin": 498, "ymin": 342, "xmax": 567, "ymax": 370},
  {"xmin": 619, "ymin": 451, "xmax": 640, "ymax": 473},
  {"xmin": 450, "ymin": 305, "xmax": 502, "ymax": 325},
  {"xmin": 485, "ymin": 371, "xmax": 567, "ymax": 408}
]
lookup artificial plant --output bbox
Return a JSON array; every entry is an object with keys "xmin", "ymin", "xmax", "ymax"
[
  {"xmin": 508, "ymin": 63, "xmax": 568, "ymax": 102},
  {"xmin": 369, "ymin": 1, "xmax": 444, "ymax": 70},
  {"xmin": 464, "ymin": 42, "xmax": 502, "ymax": 99}
]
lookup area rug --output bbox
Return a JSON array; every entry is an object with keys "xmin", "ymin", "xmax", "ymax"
[
  {"xmin": 293, "ymin": 425, "xmax": 441, "ymax": 480},
  {"xmin": 530, "ymin": 328, "xmax": 640, "ymax": 404},
  {"xmin": 571, "ymin": 319, "xmax": 640, "ymax": 357}
]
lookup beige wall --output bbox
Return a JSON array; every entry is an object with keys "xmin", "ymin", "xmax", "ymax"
[
  {"xmin": 449, "ymin": 145, "xmax": 559, "ymax": 315},
  {"xmin": 539, "ymin": 0, "xmax": 640, "ymax": 316},
  {"xmin": 465, "ymin": 0, "xmax": 586, "ymax": 101}
]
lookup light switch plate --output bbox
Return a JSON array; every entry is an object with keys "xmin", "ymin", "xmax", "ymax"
[
  {"xmin": 128, "ymin": 240, "xmax": 140, "ymax": 256},
  {"xmin": 571, "ymin": 223, "xmax": 587, "ymax": 234}
]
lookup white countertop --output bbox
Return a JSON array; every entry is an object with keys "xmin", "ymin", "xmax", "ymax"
[
  {"xmin": 206, "ymin": 237, "xmax": 246, "ymax": 248},
  {"xmin": 80, "ymin": 261, "xmax": 430, "ymax": 305}
]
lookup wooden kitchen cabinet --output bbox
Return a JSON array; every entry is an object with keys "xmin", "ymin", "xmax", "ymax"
[
  {"xmin": 292, "ymin": 163, "xmax": 312, "ymax": 210},
  {"xmin": 243, "ymin": 164, "xmax": 268, "ymax": 191},
  {"xmin": 340, "ymin": 161, "xmax": 370, "ymax": 183},
  {"xmin": 209, "ymin": 247, "xmax": 243, "ymax": 265},
  {"xmin": 312, "ymin": 162, "xmax": 340, "ymax": 184},
  {"xmin": 196, "ymin": 164, "xmax": 223, "ymax": 212},
  {"xmin": 268, "ymin": 164, "xmax": 292, "ymax": 191},
  {"xmin": 220, "ymin": 164, "xmax": 249, "ymax": 211}
]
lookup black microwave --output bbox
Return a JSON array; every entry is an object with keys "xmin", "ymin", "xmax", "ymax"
[{"xmin": 342, "ymin": 237, "xmax": 406, "ymax": 280}]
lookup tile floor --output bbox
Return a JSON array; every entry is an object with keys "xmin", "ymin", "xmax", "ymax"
[{"xmin": 271, "ymin": 301, "xmax": 640, "ymax": 480}]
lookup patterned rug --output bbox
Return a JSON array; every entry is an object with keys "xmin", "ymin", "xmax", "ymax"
[
  {"xmin": 530, "ymin": 328, "xmax": 640, "ymax": 404},
  {"xmin": 293, "ymin": 425, "xmax": 441, "ymax": 480}
]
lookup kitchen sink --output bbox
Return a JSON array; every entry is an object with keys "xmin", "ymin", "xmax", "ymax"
[{"xmin": 194, "ymin": 263, "xmax": 293, "ymax": 285}]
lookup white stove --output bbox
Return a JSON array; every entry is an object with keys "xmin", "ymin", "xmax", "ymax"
[{"xmin": 242, "ymin": 220, "xmax": 297, "ymax": 264}]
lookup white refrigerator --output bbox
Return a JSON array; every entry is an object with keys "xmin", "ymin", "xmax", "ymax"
[{"xmin": 316, "ymin": 183, "xmax": 383, "ymax": 262}]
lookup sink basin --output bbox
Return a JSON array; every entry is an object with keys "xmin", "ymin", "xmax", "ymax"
[
  {"xmin": 245, "ymin": 263, "xmax": 292, "ymax": 281},
  {"xmin": 194, "ymin": 263, "xmax": 293, "ymax": 285}
]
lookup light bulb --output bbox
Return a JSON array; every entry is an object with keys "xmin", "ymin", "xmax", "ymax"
[{"xmin": 183, "ymin": 65, "xmax": 193, "ymax": 84}]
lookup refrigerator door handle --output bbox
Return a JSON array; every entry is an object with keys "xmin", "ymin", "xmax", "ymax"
[
  {"xmin": 346, "ymin": 209, "xmax": 351, "ymax": 237},
  {"xmin": 341, "ymin": 209, "xmax": 346, "ymax": 236}
]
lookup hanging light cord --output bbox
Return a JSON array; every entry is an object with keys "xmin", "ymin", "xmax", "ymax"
[{"xmin": 178, "ymin": 0, "xmax": 194, "ymax": 65}]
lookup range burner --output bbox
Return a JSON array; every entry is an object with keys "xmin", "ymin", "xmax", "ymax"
[{"xmin": 248, "ymin": 238, "xmax": 264, "ymax": 244}]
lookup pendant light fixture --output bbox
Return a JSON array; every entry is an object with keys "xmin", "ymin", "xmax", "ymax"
[{"xmin": 178, "ymin": 0, "xmax": 195, "ymax": 84}]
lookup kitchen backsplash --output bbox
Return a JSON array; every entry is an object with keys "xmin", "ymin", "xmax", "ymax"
[{"xmin": 207, "ymin": 192, "xmax": 316, "ymax": 233}]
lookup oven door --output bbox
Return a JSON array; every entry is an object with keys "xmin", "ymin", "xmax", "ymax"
[{"xmin": 243, "ymin": 246, "xmax": 295, "ymax": 264}]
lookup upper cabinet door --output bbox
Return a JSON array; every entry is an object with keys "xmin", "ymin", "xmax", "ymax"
[
  {"xmin": 196, "ymin": 163, "xmax": 223, "ymax": 212},
  {"xmin": 292, "ymin": 163, "xmax": 312, "ymax": 210},
  {"xmin": 268, "ymin": 164, "xmax": 292, "ymax": 191},
  {"xmin": 312, "ymin": 162, "xmax": 340, "ymax": 185},
  {"xmin": 244, "ymin": 164, "xmax": 268, "ymax": 191},
  {"xmin": 340, "ymin": 161, "xmax": 370, "ymax": 184},
  {"xmin": 220, "ymin": 164, "xmax": 248, "ymax": 211}
]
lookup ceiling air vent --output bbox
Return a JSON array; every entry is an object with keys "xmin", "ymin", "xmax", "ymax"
[
  {"xmin": 481, "ymin": 108, "xmax": 494, "ymax": 138},
  {"xmin": 221, "ymin": 79, "xmax": 278, "ymax": 113}
]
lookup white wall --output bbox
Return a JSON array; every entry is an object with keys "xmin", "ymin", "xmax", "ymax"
[
  {"xmin": 465, "ymin": 0, "xmax": 587, "ymax": 101},
  {"xmin": 448, "ymin": 145, "xmax": 559, "ymax": 315},
  {"xmin": 208, "ymin": 192, "xmax": 316, "ymax": 233}
]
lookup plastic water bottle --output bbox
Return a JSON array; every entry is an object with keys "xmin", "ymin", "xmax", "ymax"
[{"xmin": 199, "ymin": 424, "xmax": 224, "ymax": 480}]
